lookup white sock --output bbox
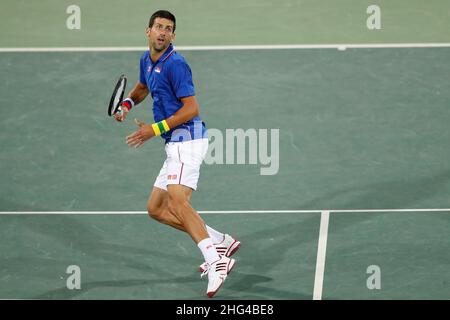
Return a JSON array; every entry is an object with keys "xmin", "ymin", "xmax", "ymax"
[
  {"xmin": 197, "ymin": 238, "xmax": 220, "ymax": 265},
  {"xmin": 206, "ymin": 225, "xmax": 225, "ymax": 244}
]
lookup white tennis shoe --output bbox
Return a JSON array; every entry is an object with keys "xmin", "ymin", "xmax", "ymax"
[
  {"xmin": 198, "ymin": 234, "xmax": 241, "ymax": 273},
  {"xmin": 201, "ymin": 255, "xmax": 236, "ymax": 298}
]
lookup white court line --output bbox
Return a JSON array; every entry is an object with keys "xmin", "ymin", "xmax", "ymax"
[
  {"xmin": 1, "ymin": 43, "xmax": 450, "ymax": 52},
  {"xmin": 313, "ymin": 211, "xmax": 330, "ymax": 300},
  {"xmin": 0, "ymin": 208, "xmax": 449, "ymax": 215}
]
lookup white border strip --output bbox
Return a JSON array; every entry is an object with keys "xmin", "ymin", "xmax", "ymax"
[
  {"xmin": 313, "ymin": 211, "xmax": 330, "ymax": 300},
  {"xmin": 1, "ymin": 43, "xmax": 450, "ymax": 52},
  {"xmin": 0, "ymin": 209, "xmax": 449, "ymax": 215}
]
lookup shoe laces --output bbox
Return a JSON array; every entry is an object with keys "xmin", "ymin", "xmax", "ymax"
[
  {"xmin": 200, "ymin": 264, "xmax": 210, "ymax": 278},
  {"xmin": 201, "ymin": 259, "xmax": 228, "ymax": 278}
]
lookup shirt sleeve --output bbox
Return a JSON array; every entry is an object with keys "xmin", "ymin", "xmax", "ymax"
[
  {"xmin": 139, "ymin": 53, "xmax": 147, "ymax": 85},
  {"xmin": 169, "ymin": 60, "xmax": 196, "ymax": 99}
]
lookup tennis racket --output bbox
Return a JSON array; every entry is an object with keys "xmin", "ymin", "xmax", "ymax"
[{"xmin": 108, "ymin": 74, "xmax": 127, "ymax": 116}]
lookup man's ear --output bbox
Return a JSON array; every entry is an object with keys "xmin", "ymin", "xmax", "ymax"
[
  {"xmin": 145, "ymin": 27, "xmax": 151, "ymax": 37},
  {"xmin": 171, "ymin": 33, "xmax": 176, "ymax": 42}
]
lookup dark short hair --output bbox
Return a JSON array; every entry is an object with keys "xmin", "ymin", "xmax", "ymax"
[{"xmin": 149, "ymin": 10, "xmax": 176, "ymax": 32}]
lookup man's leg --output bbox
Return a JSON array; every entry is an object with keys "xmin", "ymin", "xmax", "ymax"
[
  {"xmin": 147, "ymin": 186, "xmax": 187, "ymax": 232},
  {"xmin": 148, "ymin": 186, "xmax": 231, "ymax": 245},
  {"xmin": 148, "ymin": 139, "xmax": 228, "ymax": 242},
  {"xmin": 166, "ymin": 184, "xmax": 209, "ymax": 243}
]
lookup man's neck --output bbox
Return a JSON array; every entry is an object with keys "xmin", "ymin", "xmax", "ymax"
[{"xmin": 150, "ymin": 45, "xmax": 170, "ymax": 63}]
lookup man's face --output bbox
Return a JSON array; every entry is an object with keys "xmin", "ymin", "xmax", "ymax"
[{"xmin": 146, "ymin": 17, "xmax": 175, "ymax": 52}]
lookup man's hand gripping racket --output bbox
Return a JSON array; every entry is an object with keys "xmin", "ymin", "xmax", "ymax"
[
  {"xmin": 108, "ymin": 74, "xmax": 154, "ymax": 148},
  {"xmin": 108, "ymin": 74, "xmax": 130, "ymax": 122}
]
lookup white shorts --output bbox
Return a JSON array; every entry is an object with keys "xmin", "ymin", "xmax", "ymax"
[{"xmin": 154, "ymin": 138, "xmax": 209, "ymax": 191}]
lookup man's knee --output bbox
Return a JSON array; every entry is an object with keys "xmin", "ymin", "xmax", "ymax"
[
  {"xmin": 167, "ymin": 198, "xmax": 183, "ymax": 214},
  {"xmin": 167, "ymin": 195, "xmax": 189, "ymax": 217},
  {"xmin": 147, "ymin": 201, "xmax": 163, "ymax": 221}
]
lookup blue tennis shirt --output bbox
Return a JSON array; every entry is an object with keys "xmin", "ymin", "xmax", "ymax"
[{"xmin": 139, "ymin": 43, "xmax": 207, "ymax": 143}]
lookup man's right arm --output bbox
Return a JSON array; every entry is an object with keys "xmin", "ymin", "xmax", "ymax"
[
  {"xmin": 127, "ymin": 81, "xmax": 149, "ymax": 105},
  {"xmin": 115, "ymin": 81, "xmax": 149, "ymax": 122}
]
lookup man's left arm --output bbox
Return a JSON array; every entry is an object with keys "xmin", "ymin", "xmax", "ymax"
[
  {"xmin": 166, "ymin": 96, "xmax": 199, "ymax": 128},
  {"xmin": 126, "ymin": 96, "xmax": 199, "ymax": 148}
]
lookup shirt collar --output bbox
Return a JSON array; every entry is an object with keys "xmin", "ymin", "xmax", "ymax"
[{"xmin": 149, "ymin": 43, "xmax": 175, "ymax": 65}]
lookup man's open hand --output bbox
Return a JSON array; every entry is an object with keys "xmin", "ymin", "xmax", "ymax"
[{"xmin": 126, "ymin": 118, "xmax": 155, "ymax": 148}]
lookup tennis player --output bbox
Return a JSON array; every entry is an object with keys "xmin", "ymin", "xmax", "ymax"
[{"xmin": 114, "ymin": 10, "xmax": 240, "ymax": 298}]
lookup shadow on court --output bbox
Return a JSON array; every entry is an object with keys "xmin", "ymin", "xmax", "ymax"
[
  {"xmin": 21, "ymin": 215, "xmax": 193, "ymax": 271},
  {"xmin": 32, "ymin": 276, "xmax": 198, "ymax": 299}
]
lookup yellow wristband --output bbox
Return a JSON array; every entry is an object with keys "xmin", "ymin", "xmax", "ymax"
[{"xmin": 152, "ymin": 120, "xmax": 170, "ymax": 136}]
